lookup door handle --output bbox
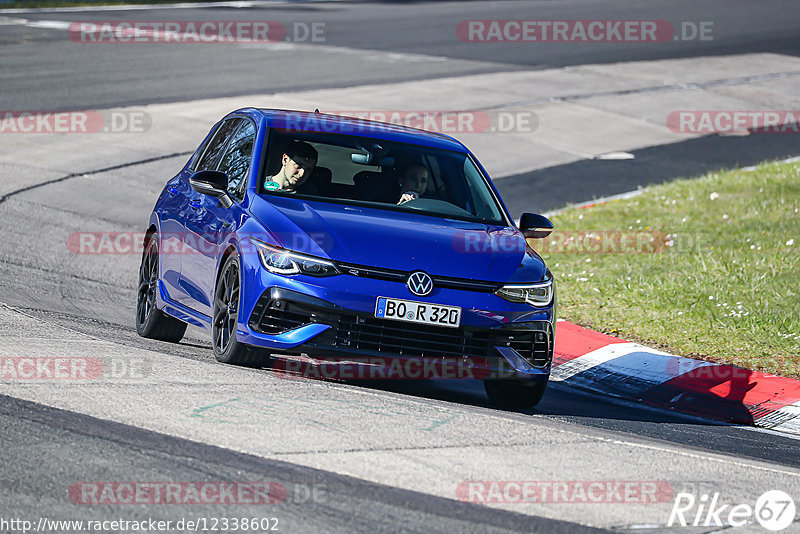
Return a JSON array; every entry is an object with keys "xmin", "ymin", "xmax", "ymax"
[
  {"xmin": 167, "ymin": 186, "xmax": 179, "ymax": 197},
  {"xmin": 189, "ymin": 200, "xmax": 202, "ymax": 210}
]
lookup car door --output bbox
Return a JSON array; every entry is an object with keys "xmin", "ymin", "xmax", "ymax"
[
  {"xmin": 170, "ymin": 117, "xmax": 242, "ymax": 308},
  {"xmin": 158, "ymin": 173, "xmax": 191, "ymax": 301},
  {"xmin": 180, "ymin": 117, "xmax": 257, "ymax": 317},
  {"xmin": 157, "ymin": 122, "xmax": 223, "ymax": 301}
]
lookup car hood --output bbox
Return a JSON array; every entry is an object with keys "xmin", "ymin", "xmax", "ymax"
[{"xmin": 249, "ymin": 195, "xmax": 546, "ymax": 283}]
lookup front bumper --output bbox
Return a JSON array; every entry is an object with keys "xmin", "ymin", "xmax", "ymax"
[{"xmin": 239, "ymin": 287, "xmax": 553, "ymax": 380}]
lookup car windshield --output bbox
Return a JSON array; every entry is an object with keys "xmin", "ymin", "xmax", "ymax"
[{"xmin": 259, "ymin": 130, "xmax": 508, "ymax": 225}]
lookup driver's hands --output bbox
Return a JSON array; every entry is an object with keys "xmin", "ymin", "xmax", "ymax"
[{"xmin": 398, "ymin": 191, "xmax": 419, "ymax": 204}]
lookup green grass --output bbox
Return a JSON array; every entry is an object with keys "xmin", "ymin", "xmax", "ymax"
[{"xmin": 539, "ymin": 159, "xmax": 800, "ymax": 378}]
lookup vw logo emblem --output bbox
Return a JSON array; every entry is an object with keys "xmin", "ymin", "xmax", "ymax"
[{"xmin": 407, "ymin": 271, "xmax": 433, "ymax": 297}]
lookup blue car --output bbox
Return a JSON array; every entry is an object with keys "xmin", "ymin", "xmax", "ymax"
[{"xmin": 136, "ymin": 108, "xmax": 556, "ymax": 408}]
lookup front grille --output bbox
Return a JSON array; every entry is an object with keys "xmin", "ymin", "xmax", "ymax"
[
  {"xmin": 501, "ymin": 328, "xmax": 552, "ymax": 368},
  {"xmin": 332, "ymin": 314, "xmax": 491, "ymax": 359},
  {"xmin": 249, "ymin": 296, "xmax": 311, "ymax": 334},
  {"xmin": 248, "ymin": 293, "xmax": 552, "ymax": 368},
  {"xmin": 335, "ymin": 262, "xmax": 406, "ymax": 282},
  {"xmin": 335, "ymin": 261, "xmax": 502, "ymax": 293},
  {"xmin": 433, "ymin": 276, "xmax": 502, "ymax": 292}
]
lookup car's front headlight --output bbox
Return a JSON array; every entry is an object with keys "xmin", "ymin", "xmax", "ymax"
[
  {"xmin": 250, "ymin": 238, "xmax": 340, "ymax": 277},
  {"xmin": 495, "ymin": 279, "xmax": 553, "ymax": 307}
]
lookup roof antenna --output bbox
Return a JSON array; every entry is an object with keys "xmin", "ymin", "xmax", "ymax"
[{"xmin": 314, "ymin": 108, "xmax": 320, "ymax": 114}]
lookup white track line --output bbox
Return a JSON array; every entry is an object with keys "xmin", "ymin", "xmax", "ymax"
[
  {"xmin": 0, "ymin": 1, "xmax": 340, "ymax": 14},
  {"xmin": 4, "ymin": 17, "xmax": 451, "ymax": 63}
]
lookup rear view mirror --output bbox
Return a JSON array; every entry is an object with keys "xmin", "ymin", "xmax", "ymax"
[
  {"xmin": 189, "ymin": 170, "xmax": 233, "ymax": 209},
  {"xmin": 351, "ymin": 153, "xmax": 395, "ymax": 166},
  {"xmin": 519, "ymin": 212, "xmax": 554, "ymax": 239},
  {"xmin": 351, "ymin": 141, "xmax": 394, "ymax": 166}
]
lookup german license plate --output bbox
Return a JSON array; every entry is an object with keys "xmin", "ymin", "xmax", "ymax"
[{"xmin": 374, "ymin": 297, "xmax": 461, "ymax": 328}]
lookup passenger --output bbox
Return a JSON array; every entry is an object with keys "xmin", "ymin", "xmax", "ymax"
[
  {"xmin": 397, "ymin": 163, "xmax": 429, "ymax": 204},
  {"xmin": 265, "ymin": 141, "xmax": 318, "ymax": 194}
]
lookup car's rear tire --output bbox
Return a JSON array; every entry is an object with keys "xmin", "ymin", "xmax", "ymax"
[
  {"xmin": 484, "ymin": 379, "xmax": 548, "ymax": 410},
  {"xmin": 212, "ymin": 254, "xmax": 264, "ymax": 367},
  {"xmin": 136, "ymin": 234, "xmax": 187, "ymax": 342}
]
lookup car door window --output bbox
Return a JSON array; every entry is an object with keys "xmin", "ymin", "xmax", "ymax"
[
  {"xmin": 187, "ymin": 129, "xmax": 215, "ymax": 172},
  {"xmin": 196, "ymin": 118, "xmax": 241, "ymax": 171},
  {"xmin": 218, "ymin": 120, "xmax": 256, "ymax": 200}
]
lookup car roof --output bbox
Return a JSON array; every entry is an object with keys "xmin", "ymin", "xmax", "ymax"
[{"xmin": 241, "ymin": 108, "xmax": 470, "ymax": 153}]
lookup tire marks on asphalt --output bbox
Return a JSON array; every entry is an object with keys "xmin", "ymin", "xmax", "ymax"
[{"xmin": 0, "ymin": 151, "xmax": 191, "ymax": 205}]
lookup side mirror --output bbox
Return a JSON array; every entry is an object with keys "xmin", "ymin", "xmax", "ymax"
[
  {"xmin": 519, "ymin": 212, "xmax": 554, "ymax": 239},
  {"xmin": 189, "ymin": 170, "xmax": 233, "ymax": 209}
]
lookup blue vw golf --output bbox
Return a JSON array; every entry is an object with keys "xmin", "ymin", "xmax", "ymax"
[{"xmin": 137, "ymin": 108, "xmax": 556, "ymax": 408}]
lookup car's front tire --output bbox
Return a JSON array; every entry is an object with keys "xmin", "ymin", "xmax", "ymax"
[
  {"xmin": 484, "ymin": 379, "xmax": 548, "ymax": 410},
  {"xmin": 212, "ymin": 254, "xmax": 264, "ymax": 367},
  {"xmin": 136, "ymin": 234, "xmax": 187, "ymax": 342}
]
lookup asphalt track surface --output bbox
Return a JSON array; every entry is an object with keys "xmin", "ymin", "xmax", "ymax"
[
  {"xmin": 1, "ymin": 395, "xmax": 597, "ymax": 533},
  {"xmin": 1, "ymin": 1, "xmax": 800, "ymax": 531},
  {"xmin": 1, "ymin": 0, "xmax": 800, "ymax": 110}
]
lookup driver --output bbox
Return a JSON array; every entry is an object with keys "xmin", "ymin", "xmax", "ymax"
[
  {"xmin": 266, "ymin": 141, "xmax": 318, "ymax": 193},
  {"xmin": 397, "ymin": 163, "xmax": 429, "ymax": 204}
]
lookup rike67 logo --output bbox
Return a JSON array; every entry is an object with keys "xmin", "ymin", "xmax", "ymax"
[{"xmin": 668, "ymin": 490, "xmax": 795, "ymax": 531}]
